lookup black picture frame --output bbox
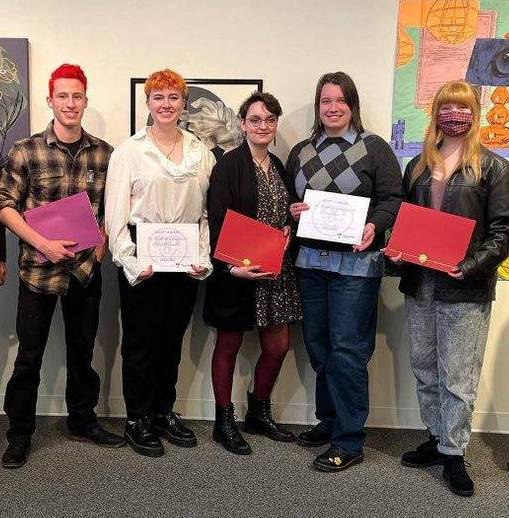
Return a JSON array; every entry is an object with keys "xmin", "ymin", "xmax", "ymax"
[{"xmin": 130, "ymin": 77, "xmax": 263, "ymax": 136}]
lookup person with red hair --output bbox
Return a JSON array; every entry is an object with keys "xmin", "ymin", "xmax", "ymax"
[
  {"xmin": 0, "ymin": 63, "xmax": 125, "ymax": 469},
  {"xmin": 105, "ymin": 68, "xmax": 215, "ymax": 457}
]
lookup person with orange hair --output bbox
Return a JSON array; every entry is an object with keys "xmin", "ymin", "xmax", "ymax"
[
  {"xmin": 105, "ymin": 69, "xmax": 215, "ymax": 457},
  {"xmin": 0, "ymin": 63, "xmax": 125, "ymax": 469},
  {"xmin": 389, "ymin": 80, "xmax": 509, "ymax": 496}
]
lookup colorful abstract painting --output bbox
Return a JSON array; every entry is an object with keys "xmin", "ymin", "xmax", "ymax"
[{"xmin": 390, "ymin": 1, "xmax": 509, "ymax": 278}]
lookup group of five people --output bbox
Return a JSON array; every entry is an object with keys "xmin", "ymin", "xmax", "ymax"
[{"xmin": 0, "ymin": 64, "xmax": 507, "ymax": 499}]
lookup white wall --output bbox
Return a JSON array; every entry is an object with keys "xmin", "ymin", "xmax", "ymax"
[{"xmin": 1, "ymin": 0, "xmax": 508, "ymax": 432}]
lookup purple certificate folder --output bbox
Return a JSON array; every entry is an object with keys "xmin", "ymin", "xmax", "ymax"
[{"xmin": 23, "ymin": 192, "xmax": 103, "ymax": 263}]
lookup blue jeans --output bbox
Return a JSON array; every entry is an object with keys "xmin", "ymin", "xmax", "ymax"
[{"xmin": 297, "ymin": 268, "xmax": 381, "ymax": 455}]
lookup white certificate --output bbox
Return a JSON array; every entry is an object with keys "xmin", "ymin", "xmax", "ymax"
[
  {"xmin": 137, "ymin": 223, "xmax": 199, "ymax": 272},
  {"xmin": 297, "ymin": 190, "xmax": 370, "ymax": 245}
]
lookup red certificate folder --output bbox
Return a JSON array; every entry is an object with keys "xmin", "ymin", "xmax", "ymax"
[
  {"xmin": 214, "ymin": 210, "xmax": 286, "ymax": 274},
  {"xmin": 384, "ymin": 202, "xmax": 476, "ymax": 273},
  {"xmin": 24, "ymin": 191, "xmax": 104, "ymax": 263}
]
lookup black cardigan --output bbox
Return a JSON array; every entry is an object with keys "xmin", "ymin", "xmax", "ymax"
[{"xmin": 203, "ymin": 141, "xmax": 288, "ymax": 330}]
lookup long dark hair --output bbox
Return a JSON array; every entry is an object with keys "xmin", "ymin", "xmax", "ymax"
[{"xmin": 310, "ymin": 71, "xmax": 363, "ymax": 143}]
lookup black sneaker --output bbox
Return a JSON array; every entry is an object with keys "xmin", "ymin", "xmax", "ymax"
[
  {"xmin": 153, "ymin": 411, "xmax": 197, "ymax": 448},
  {"xmin": 401, "ymin": 433, "xmax": 445, "ymax": 467},
  {"xmin": 313, "ymin": 446, "xmax": 364, "ymax": 472},
  {"xmin": 69, "ymin": 422, "xmax": 126, "ymax": 448},
  {"xmin": 443, "ymin": 455, "xmax": 474, "ymax": 497},
  {"xmin": 125, "ymin": 418, "xmax": 164, "ymax": 457},
  {"xmin": 2, "ymin": 437, "xmax": 31, "ymax": 469},
  {"xmin": 296, "ymin": 422, "xmax": 331, "ymax": 447}
]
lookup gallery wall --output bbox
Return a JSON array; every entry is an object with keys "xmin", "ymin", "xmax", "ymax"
[{"xmin": 1, "ymin": 0, "xmax": 508, "ymax": 432}]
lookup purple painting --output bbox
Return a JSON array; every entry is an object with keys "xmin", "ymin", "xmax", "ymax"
[{"xmin": 0, "ymin": 38, "xmax": 29, "ymax": 168}]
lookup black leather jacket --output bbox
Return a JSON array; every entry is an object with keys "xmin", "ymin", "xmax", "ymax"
[{"xmin": 399, "ymin": 148, "xmax": 509, "ymax": 302}]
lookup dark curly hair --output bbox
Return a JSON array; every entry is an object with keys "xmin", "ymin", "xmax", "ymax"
[{"xmin": 238, "ymin": 92, "xmax": 282, "ymax": 119}]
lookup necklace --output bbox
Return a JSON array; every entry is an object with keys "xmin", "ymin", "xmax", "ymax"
[
  {"xmin": 150, "ymin": 127, "xmax": 181, "ymax": 159},
  {"xmin": 252, "ymin": 154, "xmax": 269, "ymax": 170}
]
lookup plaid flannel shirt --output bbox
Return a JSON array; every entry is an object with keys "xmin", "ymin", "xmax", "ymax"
[{"xmin": 0, "ymin": 121, "xmax": 112, "ymax": 295}]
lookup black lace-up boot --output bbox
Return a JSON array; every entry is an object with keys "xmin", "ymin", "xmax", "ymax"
[
  {"xmin": 213, "ymin": 403, "xmax": 251, "ymax": 455},
  {"xmin": 243, "ymin": 392, "xmax": 295, "ymax": 442}
]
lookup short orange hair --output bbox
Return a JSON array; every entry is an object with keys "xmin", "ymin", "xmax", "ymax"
[{"xmin": 144, "ymin": 69, "xmax": 188, "ymax": 99}]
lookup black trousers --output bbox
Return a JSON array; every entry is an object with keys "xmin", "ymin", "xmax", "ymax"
[
  {"xmin": 4, "ymin": 269, "xmax": 102, "ymax": 440},
  {"xmin": 117, "ymin": 269, "xmax": 199, "ymax": 420}
]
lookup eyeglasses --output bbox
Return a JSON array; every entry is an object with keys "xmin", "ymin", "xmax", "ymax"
[{"xmin": 245, "ymin": 116, "xmax": 278, "ymax": 128}]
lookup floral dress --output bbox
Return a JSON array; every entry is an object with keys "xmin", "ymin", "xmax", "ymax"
[{"xmin": 253, "ymin": 160, "xmax": 303, "ymax": 327}]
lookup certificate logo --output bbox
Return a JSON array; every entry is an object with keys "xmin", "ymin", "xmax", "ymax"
[
  {"xmin": 148, "ymin": 228, "xmax": 188, "ymax": 267},
  {"xmin": 312, "ymin": 198, "xmax": 355, "ymax": 238}
]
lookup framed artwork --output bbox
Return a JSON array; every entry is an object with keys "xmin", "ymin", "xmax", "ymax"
[
  {"xmin": 0, "ymin": 38, "xmax": 30, "ymax": 168},
  {"xmin": 130, "ymin": 78, "xmax": 263, "ymax": 158}
]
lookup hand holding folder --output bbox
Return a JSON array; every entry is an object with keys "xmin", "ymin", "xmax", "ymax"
[
  {"xmin": 213, "ymin": 210, "xmax": 287, "ymax": 275},
  {"xmin": 24, "ymin": 192, "xmax": 104, "ymax": 263},
  {"xmin": 384, "ymin": 202, "xmax": 476, "ymax": 273}
]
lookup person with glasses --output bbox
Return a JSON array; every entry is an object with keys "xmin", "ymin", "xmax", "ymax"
[
  {"xmin": 388, "ymin": 80, "xmax": 509, "ymax": 497},
  {"xmin": 204, "ymin": 92, "xmax": 302, "ymax": 455},
  {"xmin": 286, "ymin": 72, "xmax": 402, "ymax": 472}
]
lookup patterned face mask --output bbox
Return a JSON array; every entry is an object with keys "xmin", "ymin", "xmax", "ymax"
[{"xmin": 437, "ymin": 111, "xmax": 473, "ymax": 137}]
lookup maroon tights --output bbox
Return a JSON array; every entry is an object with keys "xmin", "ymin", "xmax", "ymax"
[{"xmin": 212, "ymin": 325, "xmax": 290, "ymax": 406}]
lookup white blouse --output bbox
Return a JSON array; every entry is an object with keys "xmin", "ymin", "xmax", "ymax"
[{"xmin": 105, "ymin": 127, "xmax": 216, "ymax": 285}]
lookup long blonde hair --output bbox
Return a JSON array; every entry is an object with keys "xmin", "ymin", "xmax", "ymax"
[{"xmin": 411, "ymin": 80, "xmax": 482, "ymax": 186}]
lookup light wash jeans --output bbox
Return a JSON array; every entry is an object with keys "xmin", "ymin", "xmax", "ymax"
[{"xmin": 405, "ymin": 271, "xmax": 492, "ymax": 455}]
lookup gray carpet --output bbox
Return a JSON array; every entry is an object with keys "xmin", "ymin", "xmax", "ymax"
[{"xmin": 0, "ymin": 416, "xmax": 507, "ymax": 518}]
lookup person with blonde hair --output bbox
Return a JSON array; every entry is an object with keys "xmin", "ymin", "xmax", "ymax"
[
  {"xmin": 390, "ymin": 80, "xmax": 509, "ymax": 496},
  {"xmin": 105, "ymin": 69, "xmax": 215, "ymax": 457}
]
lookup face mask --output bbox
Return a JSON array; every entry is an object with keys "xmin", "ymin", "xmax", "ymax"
[{"xmin": 437, "ymin": 111, "xmax": 473, "ymax": 137}]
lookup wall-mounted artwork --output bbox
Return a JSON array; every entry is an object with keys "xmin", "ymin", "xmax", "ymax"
[
  {"xmin": 390, "ymin": 0, "xmax": 509, "ymax": 279},
  {"xmin": 0, "ymin": 38, "xmax": 29, "ymax": 168},
  {"xmin": 130, "ymin": 78, "xmax": 262, "ymax": 160}
]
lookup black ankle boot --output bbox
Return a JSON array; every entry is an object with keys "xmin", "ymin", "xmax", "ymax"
[
  {"xmin": 243, "ymin": 392, "xmax": 295, "ymax": 442},
  {"xmin": 443, "ymin": 455, "xmax": 474, "ymax": 497},
  {"xmin": 401, "ymin": 431, "xmax": 445, "ymax": 467},
  {"xmin": 213, "ymin": 403, "xmax": 251, "ymax": 455}
]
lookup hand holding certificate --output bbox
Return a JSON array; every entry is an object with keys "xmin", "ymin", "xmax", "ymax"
[
  {"xmin": 214, "ymin": 210, "xmax": 286, "ymax": 275},
  {"xmin": 137, "ymin": 223, "xmax": 199, "ymax": 272},
  {"xmin": 296, "ymin": 189, "xmax": 370, "ymax": 245},
  {"xmin": 384, "ymin": 202, "xmax": 476, "ymax": 273}
]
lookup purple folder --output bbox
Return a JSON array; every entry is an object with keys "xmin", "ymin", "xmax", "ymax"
[{"xmin": 24, "ymin": 191, "xmax": 103, "ymax": 263}]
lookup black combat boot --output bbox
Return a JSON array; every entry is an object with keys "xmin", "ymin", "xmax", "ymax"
[
  {"xmin": 213, "ymin": 403, "xmax": 251, "ymax": 455},
  {"xmin": 243, "ymin": 392, "xmax": 295, "ymax": 442}
]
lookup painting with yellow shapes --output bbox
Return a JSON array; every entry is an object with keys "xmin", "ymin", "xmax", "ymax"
[{"xmin": 390, "ymin": 1, "xmax": 509, "ymax": 279}]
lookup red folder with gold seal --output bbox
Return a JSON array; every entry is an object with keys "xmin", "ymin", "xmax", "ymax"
[
  {"xmin": 384, "ymin": 202, "xmax": 476, "ymax": 273},
  {"xmin": 213, "ymin": 209, "xmax": 286, "ymax": 274}
]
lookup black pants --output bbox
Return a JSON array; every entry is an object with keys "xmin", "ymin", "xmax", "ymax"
[
  {"xmin": 117, "ymin": 269, "xmax": 199, "ymax": 420},
  {"xmin": 4, "ymin": 270, "xmax": 102, "ymax": 440}
]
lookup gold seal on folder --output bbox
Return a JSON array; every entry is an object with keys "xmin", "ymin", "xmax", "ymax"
[
  {"xmin": 418, "ymin": 254, "xmax": 428, "ymax": 263},
  {"xmin": 242, "ymin": 258, "xmax": 251, "ymax": 266}
]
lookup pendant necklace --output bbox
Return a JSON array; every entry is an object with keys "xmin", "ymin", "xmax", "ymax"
[{"xmin": 150, "ymin": 127, "xmax": 180, "ymax": 159}]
